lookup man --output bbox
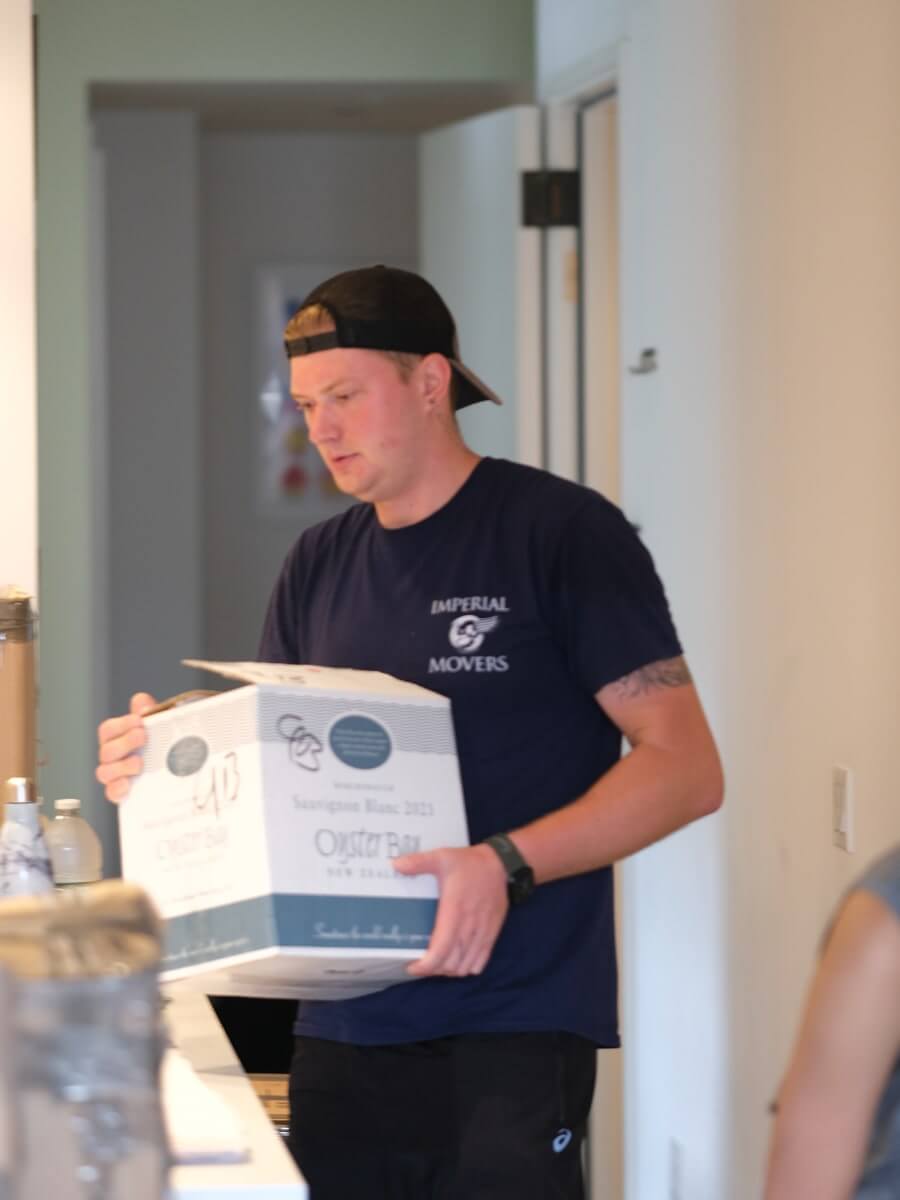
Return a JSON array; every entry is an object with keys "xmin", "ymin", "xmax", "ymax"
[{"xmin": 98, "ymin": 265, "xmax": 723, "ymax": 1199}]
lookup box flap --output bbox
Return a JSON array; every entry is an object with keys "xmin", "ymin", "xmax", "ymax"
[{"xmin": 182, "ymin": 660, "xmax": 444, "ymax": 701}]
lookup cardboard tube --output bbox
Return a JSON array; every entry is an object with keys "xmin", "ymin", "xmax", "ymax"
[{"xmin": 0, "ymin": 590, "xmax": 37, "ymax": 805}]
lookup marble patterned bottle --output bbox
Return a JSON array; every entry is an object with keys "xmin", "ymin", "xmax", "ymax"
[{"xmin": 0, "ymin": 778, "xmax": 54, "ymax": 897}]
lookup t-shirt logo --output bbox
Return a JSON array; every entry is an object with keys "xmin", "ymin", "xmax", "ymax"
[
  {"xmin": 428, "ymin": 596, "xmax": 510, "ymax": 674},
  {"xmin": 448, "ymin": 614, "xmax": 499, "ymax": 653}
]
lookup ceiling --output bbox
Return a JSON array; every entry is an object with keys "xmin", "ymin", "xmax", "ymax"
[{"xmin": 90, "ymin": 81, "xmax": 532, "ymax": 134}]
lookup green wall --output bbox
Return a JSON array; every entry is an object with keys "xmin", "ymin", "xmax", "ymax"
[{"xmin": 35, "ymin": 0, "xmax": 533, "ymax": 846}]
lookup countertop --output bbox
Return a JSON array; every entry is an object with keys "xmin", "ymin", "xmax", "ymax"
[{"xmin": 164, "ymin": 988, "xmax": 307, "ymax": 1200}]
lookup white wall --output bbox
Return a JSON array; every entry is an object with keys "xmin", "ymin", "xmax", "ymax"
[
  {"xmin": 536, "ymin": 0, "xmax": 624, "ymax": 99},
  {"xmin": 93, "ymin": 112, "xmax": 202, "ymax": 695},
  {"xmin": 0, "ymin": 0, "xmax": 37, "ymax": 597},
  {"xmin": 90, "ymin": 111, "xmax": 201, "ymax": 868},
  {"xmin": 538, "ymin": 1, "xmax": 900, "ymax": 1197},
  {"xmin": 200, "ymin": 132, "xmax": 419, "ymax": 658},
  {"xmin": 727, "ymin": 2, "xmax": 900, "ymax": 1190}
]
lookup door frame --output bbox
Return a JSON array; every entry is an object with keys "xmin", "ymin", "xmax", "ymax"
[{"xmin": 540, "ymin": 59, "xmax": 629, "ymax": 1200}]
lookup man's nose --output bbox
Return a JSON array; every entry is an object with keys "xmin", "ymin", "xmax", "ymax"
[{"xmin": 307, "ymin": 405, "xmax": 338, "ymax": 445}]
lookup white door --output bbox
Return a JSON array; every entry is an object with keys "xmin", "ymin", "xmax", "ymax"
[
  {"xmin": 581, "ymin": 93, "xmax": 621, "ymax": 504},
  {"xmin": 419, "ymin": 106, "xmax": 542, "ymax": 467},
  {"xmin": 580, "ymin": 89, "xmax": 625, "ymax": 1200}
]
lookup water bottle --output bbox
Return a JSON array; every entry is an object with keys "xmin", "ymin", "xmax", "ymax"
[
  {"xmin": 45, "ymin": 798, "xmax": 103, "ymax": 888},
  {"xmin": 0, "ymin": 778, "xmax": 54, "ymax": 897}
]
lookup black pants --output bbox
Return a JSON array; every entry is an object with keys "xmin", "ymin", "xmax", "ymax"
[{"xmin": 288, "ymin": 1031, "xmax": 597, "ymax": 1200}]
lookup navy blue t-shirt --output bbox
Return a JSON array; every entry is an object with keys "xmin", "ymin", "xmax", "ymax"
[{"xmin": 258, "ymin": 457, "xmax": 682, "ymax": 1046}]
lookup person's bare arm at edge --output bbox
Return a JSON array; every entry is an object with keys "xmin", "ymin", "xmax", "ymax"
[
  {"xmin": 394, "ymin": 654, "xmax": 724, "ymax": 978},
  {"xmin": 96, "ymin": 692, "xmax": 158, "ymax": 803},
  {"xmin": 764, "ymin": 890, "xmax": 900, "ymax": 1200}
]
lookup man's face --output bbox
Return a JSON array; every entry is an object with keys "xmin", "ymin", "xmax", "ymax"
[{"xmin": 290, "ymin": 347, "xmax": 431, "ymax": 505}]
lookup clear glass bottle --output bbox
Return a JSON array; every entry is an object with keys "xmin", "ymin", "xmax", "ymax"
[
  {"xmin": 45, "ymin": 797, "xmax": 103, "ymax": 888},
  {"xmin": 0, "ymin": 778, "xmax": 54, "ymax": 897}
]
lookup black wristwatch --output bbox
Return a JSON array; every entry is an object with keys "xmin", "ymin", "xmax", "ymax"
[{"xmin": 483, "ymin": 833, "xmax": 535, "ymax": 906}]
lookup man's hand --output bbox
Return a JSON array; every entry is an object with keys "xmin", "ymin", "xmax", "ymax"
[
  {"xmin": 393, "ymin": 844, "xmax": 509, "ymax": 978},
  {"xmin": 96, "ymin": 692, "xmax": 157, "ymax": 803}
]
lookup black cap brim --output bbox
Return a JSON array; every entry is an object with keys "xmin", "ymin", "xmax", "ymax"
[{"xmin": 449, "ymin": 360, "xmax": 504, "ymax": 410}]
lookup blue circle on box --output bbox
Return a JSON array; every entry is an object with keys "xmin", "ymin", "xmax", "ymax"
[
  {"xmin": 329, "ymin": 715, "xmax": 392, "ymax": 770},
  {"xmin": 166, "ymin": 735, "xmax": 209, "ymax": 777}
]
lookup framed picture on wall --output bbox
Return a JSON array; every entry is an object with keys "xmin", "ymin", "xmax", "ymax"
[{"xmin": 253, "ymin": 258, "xmax": 415, "ymax": 522}]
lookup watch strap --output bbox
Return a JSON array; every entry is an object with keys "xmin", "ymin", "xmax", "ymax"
[{"xmin": 483, "ymin": 832, "xmax": 535, "ymax": 905}]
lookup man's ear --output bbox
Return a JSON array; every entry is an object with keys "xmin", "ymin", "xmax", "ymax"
[{"xmin": 419, "ymin": 353, "xmax": 453, "ymax": 412}]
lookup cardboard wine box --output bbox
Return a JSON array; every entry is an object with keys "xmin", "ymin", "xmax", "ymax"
[{"xmin": 119, "ymin": 661, "xmax": 468, "ymax": 1000}]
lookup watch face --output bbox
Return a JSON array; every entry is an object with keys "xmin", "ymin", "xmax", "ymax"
[
  {"xmin": 508, "ymin": 865, "xmax": 535, "ymax": 906},
  {"xmin": 485, "ymin": 834, "xmax": 535, "ymax": 905}
]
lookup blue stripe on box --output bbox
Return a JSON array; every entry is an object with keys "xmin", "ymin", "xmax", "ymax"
[
  {"xmin": 274, "ymin": 894, "xmax": 437, "ymax": 951},
  {"xmin": 162, "ymin": 894, "xmax": 437, "ymax": 969}
]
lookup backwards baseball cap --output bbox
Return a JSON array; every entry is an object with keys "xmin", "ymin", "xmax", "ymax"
[{"xmin": 283, "ymin": 264, "xmax": 502, "ymax": 411}]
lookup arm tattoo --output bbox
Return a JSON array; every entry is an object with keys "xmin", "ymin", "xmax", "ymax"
[{"xmin": 610, "ymin": 656, "xmax": 693, "ymax": 700}]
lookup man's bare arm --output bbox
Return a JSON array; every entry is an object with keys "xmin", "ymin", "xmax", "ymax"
[
  {"xmin": 606, "ymin": 655, "xmax": 694, "ymax": 699},
  {"xmin": 509, "ymin": 655, "xmax": 723, "ymax": 884},
  {"xmin": 397, "ymin": 655, "xmax": 723, "ymax": 977}
]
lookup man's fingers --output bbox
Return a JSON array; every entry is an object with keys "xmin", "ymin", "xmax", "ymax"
[
  {"xmin": 98, "ymin": 711, "xmax": 141, "ymax": 747},
  {"xmin": 393, "ymin": 851, "xmax": 437, "ymax": 877},
  {"xmin": 408, "ymin": 909, "xmax": 484, "ymax": 978},
  {"xmin": 98, "ymin": 694, "xmax": 155, "ymax": 749},
  {"xmin": 406, "ymin": 909, "xmax": 459, "ymax": 976},
  {"xmin": 103, "ymin": 777, "xmax": 132, "ymax": 805},
  {"xmin": 408, "ymin": 943, "xmax": 463, "ymax": 977},
  {"xmin": 452, "ymin": 918, "xmax": 495, "ymax": 976},
  {"xmin": 96, "ymin": 693, "xmax": 154, "ymax": 806},
  {"xmin": 410, "ymin": 934, "xmax": 490, "ymax": 978},
  {"xmin": 96, "ymin": 755, "xmax": 144, "ymax": 786},
  {"xmin": 97, "ymin": 753, "xmax": 143, "ymax": 803},
  {"xmin": 98, "ymin": 724, "xmax": 147, "ymax": 765},
  {"xmin": 457, "ymin": 936, "xmax": 493, "ymax": 977}
]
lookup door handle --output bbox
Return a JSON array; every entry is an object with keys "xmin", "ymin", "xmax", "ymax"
[{"xmin": 628, "ymin": 348, "xmax": 658, "ymax": 375}]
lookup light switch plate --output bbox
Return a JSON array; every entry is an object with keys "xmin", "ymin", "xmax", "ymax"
[{"xmin": 832, "ymin": 765, "xmax": 854, "ymax": 853}]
